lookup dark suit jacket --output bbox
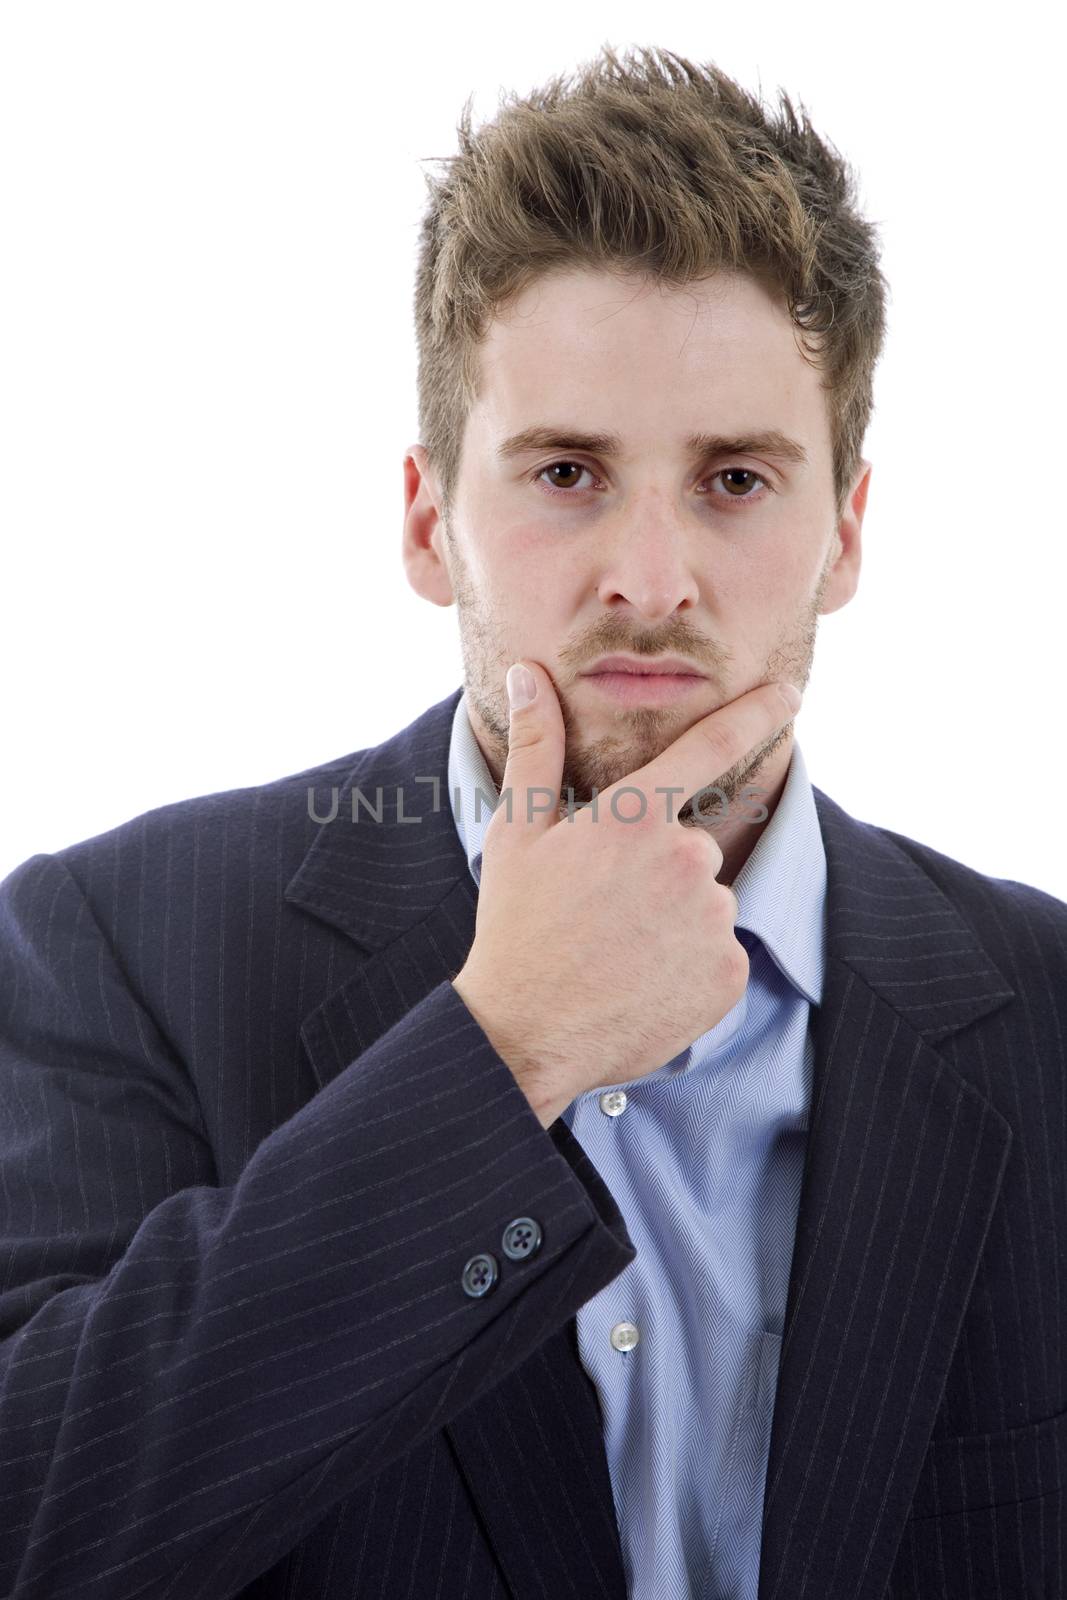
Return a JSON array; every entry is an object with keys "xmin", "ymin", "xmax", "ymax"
[{"xmin": 0, "ymin": 683, "xmax": 1064, "ymax": 1600}]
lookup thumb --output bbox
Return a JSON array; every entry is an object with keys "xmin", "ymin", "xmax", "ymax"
[{"xmin": 496, "ymin": 661, "xmax": 566, "ymax": 840}]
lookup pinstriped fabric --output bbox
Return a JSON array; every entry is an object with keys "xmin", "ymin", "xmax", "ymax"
[
  {"xmin": 757, "ymin": 802, "xmax": 1064, "ymax": 1600},
  {"xmin": 0, "ymin": 706, "xmax": 639, "ymax": 1600},
  {"xmin": 0, "ymin": 682, "xmax": 1064, "ymax": 1599},
  {"xmin": 447, "ymin": 689, "xmax": 826, "ymax": 1599},
  {"xmin": 872, "ymin": 830, "xmax": 1067, "ymax": 1599}
]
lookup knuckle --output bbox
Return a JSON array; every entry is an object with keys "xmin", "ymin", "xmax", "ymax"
[
  {"xmin": 699, "ymin": 826, "xmax": 726, "ymax": 873},
  {"xmin": 724, "ymin": 936, "xmax": 750, "ymax": 988},
  {"xmin": 506, "ymin": 724, "xmax": 541, "ymax": 755},
  {"xmin": 666, "ymin": 828, "xmax": 707, "ymax": 874},
  {"xmin": 673, "ymin": 822, "xmax": 724, "ymax": 873},
  {"xmin": 714, "ymin": 883, "xmax": 739, "ymax": 923}
]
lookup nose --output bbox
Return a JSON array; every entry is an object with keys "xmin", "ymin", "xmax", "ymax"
[{"xmin": 593, "ymin": 510, "xmax": 701, "ymax": 621}]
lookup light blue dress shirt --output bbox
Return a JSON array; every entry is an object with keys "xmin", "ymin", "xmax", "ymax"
[{"xmin": 446, "ymin": 689, "xmax": 827, "ymax": 1599}]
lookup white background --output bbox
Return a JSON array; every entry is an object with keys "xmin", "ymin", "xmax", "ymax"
[{"xmin": 2, "ymin": 3, "xmax": 1064, "ymax": 897}]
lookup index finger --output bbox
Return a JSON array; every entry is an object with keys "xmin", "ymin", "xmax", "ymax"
[{"xmin": 612, "ymin": 681, "xmax": 802, "ymax": 825}]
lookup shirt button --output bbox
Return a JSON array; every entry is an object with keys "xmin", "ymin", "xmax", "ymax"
[
  {"xmin": 610, "ymin": 1321, "xmax": 640, "ymax": 1352},
  {"xmin": 501, "ymin": 1216, "xmax": 543, "ymax": 1260},
  {"xmin": 461, "ymin": 1252, "xmax": 499, "ymax": 1298},
  {"xmin": 599, "ymin": 1089, "xmax": 628, "ymax": 1117}
]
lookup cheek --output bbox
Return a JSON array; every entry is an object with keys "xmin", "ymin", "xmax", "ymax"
[
  {"xmin": 499, "ymin": 519, "xmax": 560, "ymax": 568},
  {"xmin": 718, "ymin": 535, "xmax": 815, "ymax": 614},
  {"xmin": 483, "ymin": 520, "xmax": 585, "ymax": 609}
]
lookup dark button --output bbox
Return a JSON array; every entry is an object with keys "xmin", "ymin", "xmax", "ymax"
[
  {"xmin": 461, "ymin": 1252, "xmax": 499, "ymax": 1298},
  {"xmin": 501, "ymin": 1216, "xmax": 543, "ymax": 1261}
]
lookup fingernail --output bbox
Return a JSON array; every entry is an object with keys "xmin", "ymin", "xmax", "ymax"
[
  {"xmin": 778, "ymin": 682, "xmax": 802, "ymax": 712},
  {"xmin": 507, "ymin": 663, "xmax": 536, "ymax": 710}
]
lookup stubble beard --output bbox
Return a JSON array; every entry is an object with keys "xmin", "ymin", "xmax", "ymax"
[{"xmin": 444, "ymin": 517, "xmax": 830, "ymax": 825}]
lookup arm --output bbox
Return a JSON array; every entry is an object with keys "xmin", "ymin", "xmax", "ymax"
[{"xmin": 0, "ymin": 852, "xmax": 635, "ymax": 1599}]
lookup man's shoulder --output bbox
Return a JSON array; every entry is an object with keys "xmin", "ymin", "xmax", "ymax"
[
  {"xmin": 17, "ymin": 685, "xmax": 463, "ymax": 918},
  {"xmin": 815, "ymin": 784, "xmax": 1067, "ymax": 930},
  {"xmin": 0, "ymin": 744, "xmax": 383, "ymax": 969},
  {"xmin": 861, "ymin": 812, "xmax": 1067, "ymax": 1004},
  {"xmin": 812, "ymin": 782, "xmax": 1067, "ymax": 1032},
  {"xmin": 876, "ymin": 817, "xmax": 1066, "ymax": 926},
  {"xmin": 3, "ymin": 744, "xmax": 374, "ymax": 918}
]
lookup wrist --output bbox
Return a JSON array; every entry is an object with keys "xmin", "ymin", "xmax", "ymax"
[{"xmin": 451, "ymin": 971, "xmax": 573, "ymax": 1127}]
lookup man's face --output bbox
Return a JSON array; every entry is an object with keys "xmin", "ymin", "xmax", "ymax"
[{"xmin": 405, "ymin": 266, "xmax": 868, "ymax": 814}]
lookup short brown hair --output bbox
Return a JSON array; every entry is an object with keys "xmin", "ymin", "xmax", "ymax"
[{"xmin": 413, "ymin": 43, "xmax": 888, "ymax": 525}]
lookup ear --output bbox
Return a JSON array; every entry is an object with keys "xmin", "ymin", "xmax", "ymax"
[
  {"xmin": 817, "ymin": 459, "xmax": 871, "ymax": 615},
  {"xmin": 401, "ymin": 444, "xmax": 455, "ymax": 607}
]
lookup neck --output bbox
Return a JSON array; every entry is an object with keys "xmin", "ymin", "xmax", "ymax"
[{"xmin": 697, "ymin": 736, "xmax": 794, "ymax": 887}]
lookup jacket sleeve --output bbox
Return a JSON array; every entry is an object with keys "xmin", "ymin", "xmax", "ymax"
[{"xmin": 0, "ymin": 851, "xmax": 636, "ymax": 1600}]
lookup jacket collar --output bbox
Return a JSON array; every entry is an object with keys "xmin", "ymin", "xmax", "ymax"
[{"xmin": 286, "ymin": 685, "xmax": 476, "ymax": 957}]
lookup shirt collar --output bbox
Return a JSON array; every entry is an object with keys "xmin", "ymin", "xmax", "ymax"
[{"xmin": 447, "ymin": 689, "xmax": 825, "ymax": 1006}]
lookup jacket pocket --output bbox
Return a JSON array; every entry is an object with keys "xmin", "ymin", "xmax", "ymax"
[{"xmin": 906, "ymin": 1402, "xmax": 1067, "ymax": 1521}]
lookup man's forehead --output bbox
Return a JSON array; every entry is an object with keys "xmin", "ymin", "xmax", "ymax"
[
  {"xmin": 475, "ymin": 269, "xmax": 808, "ymax": 403},
  {"xmin": 461, "ymin": 267, "xmax": 825, "ymax": 470},
  {"xmin": 471, "ymin": 362, "xmax": 814, "ymax": 457}
]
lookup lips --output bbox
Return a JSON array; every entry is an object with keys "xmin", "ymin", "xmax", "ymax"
[{"xmin": 582, "ymin": 654, "xmax": 705, "ymax": 678}]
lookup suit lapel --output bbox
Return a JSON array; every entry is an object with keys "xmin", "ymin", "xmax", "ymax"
[
  {"xmin": 756, "ymin": 789, "xmax": 1016, "ymax": 1600},
  {"xmin": 285, "ymin": 686, "xmax": 477, "ymax": 1085},
  {"xmin": 284, "ymin": 690, "xmax": 1017, "ymax": 1600}
]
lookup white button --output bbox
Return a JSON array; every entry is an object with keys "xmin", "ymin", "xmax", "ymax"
[
  {"xmin": 599, "ymin": 1089, "xmax": 628, "ymax": 1117},
  {"xmin": 610, "ymin": 1321, "xmax": 640, "ymax": 1352}
]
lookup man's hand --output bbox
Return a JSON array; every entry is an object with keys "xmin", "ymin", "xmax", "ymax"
[{"xmin": 451, "ymin": 660, "xmax": 801, "ymax": 1127}]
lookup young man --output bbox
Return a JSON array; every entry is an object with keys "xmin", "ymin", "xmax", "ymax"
[{"xmin": 1, "ymin": 44, "xmax": 1064, "ymax": 1600}]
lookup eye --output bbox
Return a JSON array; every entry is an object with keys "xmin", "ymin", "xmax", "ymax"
[
  {"xmin": 704, "ymin": 467, "xmax": 770, "ymax": 501},
  {"xmin": 534, "ymin": 461, "xmax": 597, "ymax": 495},
  {"xmin": 530, "ymin": 460, "xmax": 770, "ymax": 504}
]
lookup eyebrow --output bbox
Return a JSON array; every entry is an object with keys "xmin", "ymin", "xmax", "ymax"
[{"xmin": 494, "ymin": 424, "xmax": 809, "ymax": 468}]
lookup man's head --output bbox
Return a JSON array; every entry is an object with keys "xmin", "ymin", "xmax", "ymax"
[{"xmin": 403, "ymin": 45, "xmax": 884, "ymax": 817}]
